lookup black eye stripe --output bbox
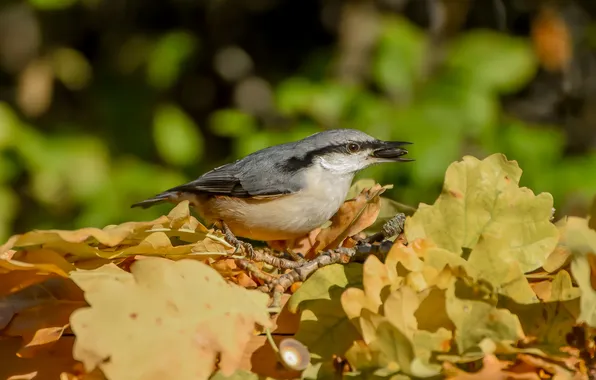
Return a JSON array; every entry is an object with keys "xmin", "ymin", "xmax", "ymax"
[{"xmin": 277, "ymin": 140, "xmax": 378, "ymax": 172}]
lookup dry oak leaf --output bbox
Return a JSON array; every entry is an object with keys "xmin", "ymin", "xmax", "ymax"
[
  {"xmin": 0, "ymin": 249, "xmax": 75, "ymax": 297},
  {"xmin": 69, "ymin": 257, "xmax": 272, "ymax": 380},
  {"xmin": 406, "ymin": 153, "xmax": 558, "ymax": 274},
  {"xmin": 444, "ymin": 354, "xmax": 538, "ymax": 380},
  {"xmin": 1, "ymin": 201, "xmax": 219, "ymax": 261},
  {"xmin": 313, "ymin": 183, "xmax": 388, "ymax": 253},
  {"xmin": 1, "ymin": 276, "xmax": 85, "ymax": 356},
  {"xmin": 0, "ymin": 336, "xmax": 80, "ymax": 380}
]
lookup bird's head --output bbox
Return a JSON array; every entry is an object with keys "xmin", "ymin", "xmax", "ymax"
[{"xmin": 295, "ymin": 129, "xmax": 413, "ymax": 175}]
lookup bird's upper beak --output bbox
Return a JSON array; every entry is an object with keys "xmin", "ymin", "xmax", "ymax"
[{"xmin": 371, "ymin": 141, "xmax": 413, "ymax": 162}]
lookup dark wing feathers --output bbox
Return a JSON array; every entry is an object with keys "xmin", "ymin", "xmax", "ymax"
[
  {"xmin": 131, "ymin": 147, "xmax": 304, "ymax": 209},
  {"xmin": 167, "ymin": 159, "xmax": 300, "ymax": 197},
  {"xmin": 172, "ymin": 168, "xmax": 246, "ymax": 195}
]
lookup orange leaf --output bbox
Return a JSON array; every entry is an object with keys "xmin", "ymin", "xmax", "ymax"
[
  {"xmin": 5, "ymin": 301, "xmax": 85, "ymax": 358},
  {"xmin": 530, "ymin": 280, "xmax": 552, "ymax": 301},
  {"xmin": 0, "ymin": 337, "xmax": 79, "ymax": 380},
  {"xmin": 531, "ymin": 6, "xmax": 572, "ymax": 72},
  {"xmin": 313, "ymin": 184, "xmax": 387, "ymax": 253},
  {"xmin": 0, "ymin": 277, "xmax": 83, "ymax": 332}
]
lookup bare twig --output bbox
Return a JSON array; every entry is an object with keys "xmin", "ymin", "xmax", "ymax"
[
  {"xmin": 258, "ymin": 213, "xmax": 406, "ymax": 308},
  {"xmin": 220, "ymin": 212, "xmax": 406, "ymax": 308},
  {"xmin": 362, "ymin": 213, "xmax": 407, "ymax": 244},
  {"xmin": 234, "ymin": 258, "xmax": 276, "ymax": 283},
  {"xmin": 221, "ymin": 220, "xmax": 301, "ymax": 269}
]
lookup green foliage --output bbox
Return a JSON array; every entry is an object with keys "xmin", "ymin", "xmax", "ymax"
[
  {"xmin": 147, "ymin": 31, "xmax": 198, "ymax": 89},
  {"xmin": 2, "ymin": 11, "xmax": 595, "ymax": 249},
  {"xmin": 28, "ymin": 0, "xmax": 78, "ymax": 10},
  {"xmin": 373, "ymin": 17, "xmax": 426, "ymax": 99},
  {"xmin": 153, "ymin": 103, "xmax": 204, "ymax": 167},
  {"xmin": 445, "ymin": 30, "xmax": 537, "ymax": 93}
]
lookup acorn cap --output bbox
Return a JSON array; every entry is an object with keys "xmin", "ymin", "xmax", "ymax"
[{"xmin": 278, "ymin": 338, "xmax": 311, "ymax": 371}]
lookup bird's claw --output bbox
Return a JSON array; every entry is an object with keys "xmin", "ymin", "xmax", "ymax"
[{"xmin": 220, "ymin": 221, "xmax": 256, "ymax": 259}]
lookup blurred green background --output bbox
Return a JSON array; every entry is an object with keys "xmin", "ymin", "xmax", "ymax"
[{"xmin": 1, "ymin": 0, "xmax": 596, "ymax": 241}]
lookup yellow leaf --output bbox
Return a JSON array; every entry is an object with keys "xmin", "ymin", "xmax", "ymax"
[
  {"xmin": 2, "ymin": 202, "xmax": 213, "ymax": 262},
  {"xmin": 362, "ymin": 255, "xmax": 392, "ymax": 308},
  {"xmin": 0, "ymin": 249, "xmax": 76, "ymax": 297},
  {"xmin": 383, "ymin": 286, "xmax": 419, "ymax": 340},
  {"xmin": 341, "ymin": 287, "xmax": 378, "ymax": 328},
  {"xmin": 69, "ymin": 257, "xmax": 271, "ymax": 380}
]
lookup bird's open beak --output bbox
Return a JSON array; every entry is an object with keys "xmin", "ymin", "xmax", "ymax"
[{"xmin": 371, "ymin": 141, "xmax": 413, "ymax": 162}]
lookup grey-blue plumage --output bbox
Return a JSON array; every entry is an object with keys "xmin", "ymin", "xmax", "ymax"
[{"xmin": 131, "ymin": 129, "xmax": 408, "ymax": 209}]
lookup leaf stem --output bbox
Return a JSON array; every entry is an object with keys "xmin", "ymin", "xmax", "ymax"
[{"xmin": 265, "ymin": 328, "xmax": 280, "ymax": 354}]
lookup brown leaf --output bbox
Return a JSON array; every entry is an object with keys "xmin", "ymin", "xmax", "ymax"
[
  {"xmin": 531, "ymin": 6, "xmax": 572, "ymax": 72},
  {"xmin": 0, "ymin": 277, "xmax": 84, "ymax": 334},
  {"xmin": 233, "ymin": 272, "xmax": 258, "ymax": 288},
  {"xmin": 0, "ymin": 337, "xmax": 79, "ymax": 380},
  {"xmin": 513, "ymin": 354, "xmax": 579, "ymax": 379},
  {"xmin": 0, "ymin": 249, "xmax": 75, "ymax": 297},
  {"xmin": 314, "ymin": 184, "xmax": 387, "ymax": 252},
  {"xmin": 543, "ymin": 246, "xmax": 572, "ymax": 273},
  {"xmin": 240, "ymin": 335, "xmax": 301, "ymax": 379},
  {"xmin": 530, "ymin": 280, "xmax": 552, "ymax": 301},
  {"xmin": 286, "ymin": 228, "xmax": 322, "ymax": 257},
  {"xmin": 5, "ymin": 301, "xmax": 85, "ymax": 358},
  {"xmin": 444, "ymin": 354, "xmax": 537, "ymax": 380}
]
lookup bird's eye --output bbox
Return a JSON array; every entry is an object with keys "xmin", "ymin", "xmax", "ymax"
[{"xmin": 347, "ymin": 143, "xmax": 360, "ymax": 153}]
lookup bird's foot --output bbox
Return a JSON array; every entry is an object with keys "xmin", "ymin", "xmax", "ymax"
[
  {"xmin": 285, "ymin": 248, "xmax": 305, "ymax": 263},
  {"xmin": 220, "ymin": 221, "xmax": 256, "ymax": 260}
]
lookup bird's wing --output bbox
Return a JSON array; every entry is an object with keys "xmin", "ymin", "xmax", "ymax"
[{"xmin": 168, "ymin": 161, "xmax": 301, "ymax": 198}]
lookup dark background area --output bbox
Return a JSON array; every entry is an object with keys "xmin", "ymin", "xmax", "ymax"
[{"xmin": 1, "ymin": 0, "xmax": 595, "ymax": 242}]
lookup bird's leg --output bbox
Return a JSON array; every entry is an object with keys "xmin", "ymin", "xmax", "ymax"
[
  {"xmin": 219, "ymin": 220, "xmax": 256, "ymax": 259},
  {"xmin": 285, "ymin": 248, "xmax": 305, "ymax": 263}
]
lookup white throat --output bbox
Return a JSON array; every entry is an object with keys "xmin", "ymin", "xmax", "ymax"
[{"xmin": 318, "ymin": 155, "xmax": 366, "ymax": 175}]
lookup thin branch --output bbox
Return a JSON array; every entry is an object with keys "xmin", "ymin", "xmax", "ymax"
[{"xmin": 258, "ymin": 213, "xmax": 406, "ymax": 308}]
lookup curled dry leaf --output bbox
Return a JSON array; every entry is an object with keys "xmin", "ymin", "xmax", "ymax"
[
  {"xmin": 69, "ymin": 257, "xmax": 271, "ymax": 380},
  {"xmin": 444, "ymin": 354, "xmax": 516, "ymax": 380},
  {"xmin": 0, "ymin": 249, "xmax": 74, "ymax": 297},
  {"xmin": 0, "ymin": 336, "xmax": 80, "ymax": 380},
  {"xmin": 1, "ymin": 277, "xmax": 85, "ymax": 356},
  {"xmin": 309, "ymin": 183, "xmax": 388, "ymax": 254},
  {"xmin": 1, "ymin": 201, "xmax": 228, "ymax": 263}
]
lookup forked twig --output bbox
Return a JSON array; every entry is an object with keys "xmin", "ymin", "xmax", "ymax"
[{"xmin": 257, "ymin": 213, "xmax": 406, "ymax": 308}]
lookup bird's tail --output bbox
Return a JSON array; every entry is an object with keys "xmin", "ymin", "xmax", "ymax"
[{"xmin": 130, "ymin": 191, "xmax": 176, "ymax": 209}]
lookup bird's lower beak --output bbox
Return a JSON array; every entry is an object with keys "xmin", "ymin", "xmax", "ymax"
[{"xmin": 371, "ymin": 141, "xmax": 413, "ymax": 161}]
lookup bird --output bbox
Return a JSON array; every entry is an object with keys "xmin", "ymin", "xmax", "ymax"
[{"xmin": 131, "ymin": 128, "xmax": 412, "ymax": 249}]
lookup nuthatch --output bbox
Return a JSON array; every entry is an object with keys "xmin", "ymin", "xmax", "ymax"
[{"xmin": 132, "ymin": 129, "xmax": 412, "ymax": 243}]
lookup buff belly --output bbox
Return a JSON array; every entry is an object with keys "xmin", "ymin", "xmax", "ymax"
[{"xmin": 189, "ymin": 192, "xmax": 343, "ymax": 241}]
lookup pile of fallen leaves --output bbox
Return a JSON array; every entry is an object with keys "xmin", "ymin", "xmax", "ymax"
[{"xmin": 2, "ymin": 153, "xmax": 596, "ymax": 380}]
